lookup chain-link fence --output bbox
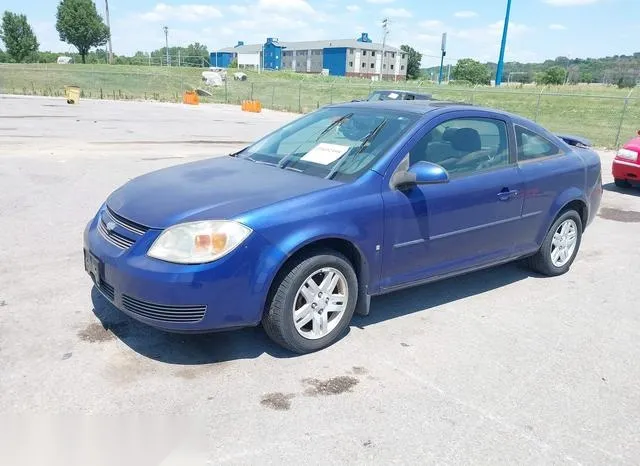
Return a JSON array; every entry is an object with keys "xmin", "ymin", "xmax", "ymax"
[{"xmin": 1, "ymin": 64, "xmax": 638, "ymax": 148}]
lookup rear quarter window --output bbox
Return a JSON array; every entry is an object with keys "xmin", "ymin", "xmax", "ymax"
[{"xmin": 516, "ymin": 125, "xmax": 562, "ymax": 161}]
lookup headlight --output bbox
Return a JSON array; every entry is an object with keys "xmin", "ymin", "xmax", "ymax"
[
  {"xmin": 617, "ymin": 148, "xmax": 638, "ymax": 161},
  {"xmin": 147, "ymin": 220, "xmax": 252, "ymax": 264}
]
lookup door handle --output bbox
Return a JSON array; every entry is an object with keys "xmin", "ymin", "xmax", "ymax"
[{"xmin": 497, "ymin": 189, "xmax": 519, "ymax": 201}]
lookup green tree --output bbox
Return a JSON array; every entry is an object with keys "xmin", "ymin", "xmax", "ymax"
[
  {"xmin": 580, "ymin": 71, "xmax": 594, "ymax": 83},
  {"xmin": 538, "ymin": 66, "xmax": 566, "ymax": 85},
  {"xmin": 400, "ymin": 44, "xmax": 422, "ymax": 80},
  {"xmin": 55, "ymin": 0, "xmax": 109, "ymax": 64},
  {"xmin": 0, "ymin": 11, "xmax": 39, "ymax": 62},
  {"xmin": 452, "ymin": 58, "xmax": 490, "ymax": 85}
]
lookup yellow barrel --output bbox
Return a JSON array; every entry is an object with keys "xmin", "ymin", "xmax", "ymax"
[{"xmin": 65, "ymin": 86, "xmax": 81, "ymax": 104}]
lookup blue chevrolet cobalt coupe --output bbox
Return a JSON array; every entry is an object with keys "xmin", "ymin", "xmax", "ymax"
[{"xmin": 84, "ymin": 101, "xmax": 602, "ymax": 353}]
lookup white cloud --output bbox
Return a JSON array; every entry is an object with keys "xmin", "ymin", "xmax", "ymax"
[
  {"xmin": 228, "ymin": 5, "xmax": 248, "ymax": 14},
  {"xmin": 346, "ymin": 5, "xmax": 361, "ymax": 12},
  {"xmin": 549, "ymin": 23, "xmax": 567, "ymax": 30},
  {"xmin": 419, "ymin": 20, "xmax": 444, "ymax": 29},
  {"xmin": 454, "ymin": 10, "xmax": 477, "ymax": 18},
  {"xmin": 416, "ymin": 34, "xmax": 442, "ymax": 43},
  {"xmin": 366, "ymin": 0, "xmax": 395, "ymax": 3},
  {"xmin": 544, "ymin": 0, "xmax": 600, "ymax": 5},
  {"xmin": 140, "ymin": 3, "xmax": 223, "ymax": 22},
  {"xmin": 486, "ymin": 20, "xmax": 532, "ymax": 37},
  {"xmin": 257, "ymin": 0, "xmax": 315, "ymax": 14},
  {"xmin": 382, "ymin": 8, "xmax": 412, "ymax": 18}
]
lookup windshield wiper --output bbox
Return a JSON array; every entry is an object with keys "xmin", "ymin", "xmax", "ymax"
[
  {"xmin": 324, "ymin": 119, "xmax": 388, "ymax": 180},
  {"xmin": 283, "ymin": 166, "xmax": 303, "ymax": 173},
  {"xmin": 244, "ymin": 155, "xmax": 278, "ymax": 167},
  {"xmin": 315, "ymin": 113, "xmax": 353, "ymax": 141},
  {"xmin": 277, "ymin": 113, "xmax": 355, "ymax": 170}
]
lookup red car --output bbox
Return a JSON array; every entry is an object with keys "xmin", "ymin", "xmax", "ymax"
[{"xmin": 613, "ymin": 130, "xmax": 640, "ymax": 188}]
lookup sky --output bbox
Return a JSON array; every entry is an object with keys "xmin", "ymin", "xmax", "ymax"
[{"xmin": 2, "ymin": 0, "xmax": 638, "ymax": 67}]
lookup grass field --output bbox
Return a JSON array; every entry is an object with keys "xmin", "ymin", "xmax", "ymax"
[{"xmin": 1, "ymin": 63, "xmax": 638, "ymax": 148}]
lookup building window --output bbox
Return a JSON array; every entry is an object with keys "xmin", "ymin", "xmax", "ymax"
[
  {"xmin": 402, "ymin": 54, "xmax": 406, "ymax": 59},
  {"xmin": 391, "ymin": 52, "xmax": 395, "ymax": 58},
  {"xmin": 370, "ymin": 63, "xmax": 374, "ymax": 69},
  {"xmin": 362, "ymin": 50, "xmax": 367, "ymax": 56},
  {"xmin": 349, "ymin": 48, "xmax": 354, "ymax": 54},
  {"xmin": 401, "ymin": 65, "xmax": 405, "ymax": 70},
  {"xmin": 361, "ymin": 62, "xmax": 365, "ymax": 67},
  {"xmin": 371, "ymin": 51, "xmax": 375, "ymax": 57},
  {"xmin": 349, "ymin": 61, "xmax": 353, "ymax": 67},
  {"xmin": 391, "ymin": 64, "xmax": 394, "ymax": 70},
  {"xmin": 383, "ymin": 64, "xmax": 386, "ymax": 69}
]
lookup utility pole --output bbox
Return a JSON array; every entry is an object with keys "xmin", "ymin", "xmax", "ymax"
[
  {"xmin": 379, "ymin": 18, "xmax": 389, "ymax": 82},
  {"xmin": 105, "ymin": 0, "xmax": 113, "ymax": 64},
  {"xmin": 438, "ymin": 32, "xmax": 447, "ymax": 84},
  {"xmin": 163, "ymin": 26, "xmax": 169, "ymax": 66},
  {"xmin": 495, "ymin": 0, "xmax": 512, "ymax": 86}
]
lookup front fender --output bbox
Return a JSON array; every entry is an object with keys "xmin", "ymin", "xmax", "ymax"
[{"xmin": 251, "ymin": 219, "xmax": 379, "ymax": 320}]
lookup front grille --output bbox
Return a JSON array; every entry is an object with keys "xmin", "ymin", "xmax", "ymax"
[
  {"xmin": 122, "ymin": 295, "xmax": 206, "ymax": 323},
  {"xmin": 104, "ymin": 207, "xmax": 149, "ymax": 236},
  {"xmin": 98, "ymin": 219, "xmax": 135, "ymax": 249},
  {"xmin": 98, "ymin": 281, "xmax": 115, "ymax": 302}
]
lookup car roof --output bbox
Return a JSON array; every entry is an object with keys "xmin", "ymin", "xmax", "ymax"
[
  {"xmin": 370, "ymin": 89, "xmax": 427, "ymax": 94},
  {"xmin": 330, "ymin": 99, "xmax": 532, "ymax": 120}
]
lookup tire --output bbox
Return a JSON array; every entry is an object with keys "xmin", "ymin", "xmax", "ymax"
[
  {"xmin": 614, "ymin": 178, "xmax": 631, "ymax": 189},
  {"xmin": 527, "ymin": 209, "xmax": 583, "ymax": 277},
  {"xmin": 262, "ymin": 250, "xmax": 359, "ymax": 354}
]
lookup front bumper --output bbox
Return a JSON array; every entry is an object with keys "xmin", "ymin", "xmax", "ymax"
[
  {"xmin": 612, "ymin": 158, "xmax": 640, "ymax": 184},
  {"xmin": 83, "ymin": 205, "xmax": 283, "ymax": 332}
]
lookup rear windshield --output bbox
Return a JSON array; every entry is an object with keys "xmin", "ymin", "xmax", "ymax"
[
  {"xmin": 237, "ymin": 107, "xmax": 420, "ymax": 182},
  {"xmin": 367, "ymin": 90, "xmax": 405, "ymax": 101}
]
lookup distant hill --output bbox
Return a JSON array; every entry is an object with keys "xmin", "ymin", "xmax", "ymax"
[{"xmin": 423, "ymin": 53, "xmax": 640, "ymax": 84}]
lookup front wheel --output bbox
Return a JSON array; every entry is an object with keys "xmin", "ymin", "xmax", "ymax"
[
  {"xmin": 262, "ymin": 251, "xmax": 358, "ymax": 354},
  {"xmin": 527, "ymin": 210, "xmax": 583, "ymax": 276}
]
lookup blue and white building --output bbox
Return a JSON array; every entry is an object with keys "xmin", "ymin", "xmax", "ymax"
[{"xmin": 210, "ymin": 33, "xmax": 408, "ymax": 80}]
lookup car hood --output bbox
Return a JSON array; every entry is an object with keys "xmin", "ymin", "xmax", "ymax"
[{"xmin": 106, "ymin": 156, "xmax": 341, "ymax": 229}]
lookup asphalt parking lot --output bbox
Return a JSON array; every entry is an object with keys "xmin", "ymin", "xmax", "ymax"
[{"xmin": 1, "ymin": 95, "xmax": 639, "ymax": 465}]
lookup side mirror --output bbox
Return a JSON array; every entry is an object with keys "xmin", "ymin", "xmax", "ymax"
[{"xmin": 391, "ymin": 161, "xmax": 449, "ymax": 190}]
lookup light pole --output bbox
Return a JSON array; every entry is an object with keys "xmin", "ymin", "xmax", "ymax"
[
  {"xmin": 438, "ymin": 32, "xmax": 447, "ymax": 84},
  {"xmin": 379, "ymin": 18, "xmax": 389, "ymax": 82},
  {"xmin": 163, "ymin": 26, "xmax": 169, "ymax": 66},
  {"xmin": 105, "ymin": 0, "xmax": 113, "ymax": 64},
  {"xmin": 495, "ymin": 0, "xmax": 512, "ymax": 86}
]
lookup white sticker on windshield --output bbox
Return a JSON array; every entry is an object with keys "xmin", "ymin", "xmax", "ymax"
[
  {"xmin": 387, "ymin": 92, "xmax": 399, "ymax": 99},
  {"xmin": 300, "ymin": 143, "xmax": 350, "ymax": 165}
]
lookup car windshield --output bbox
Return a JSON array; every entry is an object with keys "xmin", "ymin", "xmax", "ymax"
[{"xmin": 236, "ymin": 107, "xmax": 420, "ymax": 182}]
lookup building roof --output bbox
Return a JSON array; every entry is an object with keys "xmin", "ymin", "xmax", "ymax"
[{"xmin": 216, "ymin": 39, "xmax": 402, "ymax": 54}]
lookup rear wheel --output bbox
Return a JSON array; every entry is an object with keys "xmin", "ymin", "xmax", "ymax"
[
  {"xmin": 527, "ymin": 210, "xmax": 582, "ymax": 276},
  {"xmin": 614, "ymin": 178, "xmax": 631, "ymax": 189},
  {"xmin": 262, "ymin": 250, "xmax": 358, "ymax": 354}
]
